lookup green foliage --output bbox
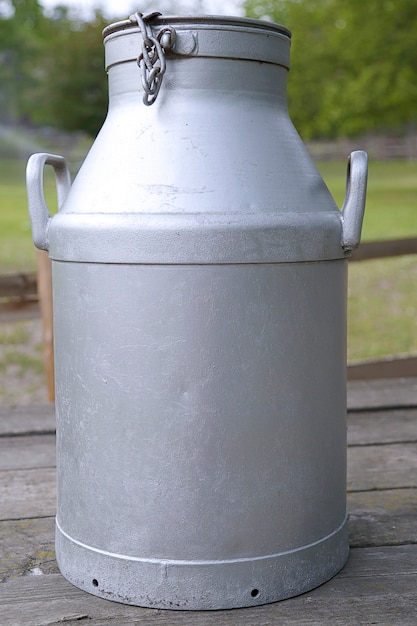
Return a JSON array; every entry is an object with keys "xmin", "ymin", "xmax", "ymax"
[
  {"xmin": 2, "ymin": 0, "xmax": 417, "ymax": 138},
  {"xmin": 0, "ymin": 134, "xmax": 91, "ymax": 270},
  {"xmin": 244, "ymin": 0, "xmax": 417, "ymax": 139},
  {"xmin": 0, "ymin": 1, "xmax": 45, "ymax": 122},
  {"xmin": 31, "ymin": 12, "xmax": 109, "ymax": 136},
  {"xmin": 316, "ymin": 159, "xmax": 417, "ymax": 241},
  {"xmin": 0, "ymin": 0, "xmax": 109, "ymax": 136},
  {"xmin": 347, "ymin": 256, "xmax": 417, "ymax": 361}
]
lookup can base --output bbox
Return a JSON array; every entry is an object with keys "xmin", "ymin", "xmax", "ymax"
[{"xmin": 55, "ymin": 518, "xmax": 348, "ymax": 610}]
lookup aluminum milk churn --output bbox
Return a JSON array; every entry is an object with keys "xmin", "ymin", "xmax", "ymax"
[{"xmin": 26, "ymin": 13, "xmax": 368, "ymax": 610}]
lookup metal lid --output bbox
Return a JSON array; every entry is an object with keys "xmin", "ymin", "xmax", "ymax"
[
  {"xmin": 102, "ymin": 14, "xmax": 291, "ymax": 40},
  {"xmin": 102, "ymin": 13, "xmax": 291, "ymax": 72}
]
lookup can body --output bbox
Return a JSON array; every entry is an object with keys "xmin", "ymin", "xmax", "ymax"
[
  {"xmin": 26, "ymin": 14, "xmax": 367, "ymax": 610},
  {"xmin": 54, "ymin": 261, "xmax": 348, "ymax": 609}
]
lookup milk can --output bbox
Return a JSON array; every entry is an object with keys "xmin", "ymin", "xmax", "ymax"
[{"xmin": 26, "ymin": 13, "xmax": 367, "ymax": 610}]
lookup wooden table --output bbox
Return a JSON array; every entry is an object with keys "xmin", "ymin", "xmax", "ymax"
[{"xmin": 1, "ymin": 378, "xmax": 417, "ymax": 625}]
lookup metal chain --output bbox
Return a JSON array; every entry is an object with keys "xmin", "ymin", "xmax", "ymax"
[{"xmin": 131, "ymin": 12, "xmax": 175, "ymax": 106}]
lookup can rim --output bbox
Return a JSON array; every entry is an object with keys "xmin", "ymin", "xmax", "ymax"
[{"xmin": 102, "ymin": 14, "xmax": 291, "ymax": 40}]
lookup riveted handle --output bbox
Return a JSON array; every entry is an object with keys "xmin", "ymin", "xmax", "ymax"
[
  {"xmin": 26, "ymin": 153, "xmax": 71, "ymax": 251},
  {"xmin": 341, "ymin": 150, "xmax": 368, "ymax": 251}
]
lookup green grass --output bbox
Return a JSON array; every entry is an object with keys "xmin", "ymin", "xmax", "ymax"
[
  {"xmin": 0, "ymin": 321, "xmax": 43, "ymax": 378},
  {"xmin": 1, "ymin": 155, "xmax": 417, "ymax": 362},
  {"xmin": 0, "ymin": 323, "xmax": 30, "ymax": 345},
  {"xmin": 347, "ymin": 255, "xmax": 417, "ymax": 361},
  {"xmin": 317, "ymin": 159, "xmax": 417, "ymax": 241},
  {"xmin": 0, "ymin": 320, "xmax": 45, "ymax": 402},
  {"xmin": 317, "ymin": 159, "xmax": 417, "ymax": 361},
  {"xmin": 0, "ymin": 350, "xmax": 44, "ymax": 377},
  {"xmin": 0, "ymin": 158, "xmax": 61, "ymax": 271}
]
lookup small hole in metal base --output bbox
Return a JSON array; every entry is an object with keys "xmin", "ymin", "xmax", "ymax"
[
  {"xmin": 251, "ymin": 588, "xmax": 259, "ymax": 597},
  {"xmin": 92, "ymin": 578, "xmax": 99, "ymax": 587}
]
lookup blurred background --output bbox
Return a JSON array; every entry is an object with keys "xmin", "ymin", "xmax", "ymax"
[{"xmin": 0, "ymin": 0, "xmax": 416, "ymax": 403}]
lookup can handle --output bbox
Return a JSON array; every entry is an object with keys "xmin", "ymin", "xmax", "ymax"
[
  {"xmin": 26, "ymin": 153, "xmax": 71, "ymax": 251},
  {"xmin": 341, "ymin": 150, "xmax": 368, "ymax": 251}
]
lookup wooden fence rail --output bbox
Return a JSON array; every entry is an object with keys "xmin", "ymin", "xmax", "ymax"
[
  {"xmin": 2, "ymin": 237, "xmax": 416, "ymax": 301},
  {"xmin": 0, "ymin": 270, "xmax": 38, "ymax": 323},
  {"xmin": 1, "ymin": 236, "xmax": 417, "ymax": 388},
  {"xmin": 0, "ymin": 271, "xmax": 37, "ymax": 300},
  {"xmin": 348, "ymin": 236, "xmax": 417, "ymax": 380},
  {"xmin": 350, "ymin": 236, "xmax": 417, "ymax": 262}
]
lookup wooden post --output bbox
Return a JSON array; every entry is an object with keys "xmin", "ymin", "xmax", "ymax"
[{"xmin": 36, "ymin": 250, "xmax": 54, "ymax": 402}]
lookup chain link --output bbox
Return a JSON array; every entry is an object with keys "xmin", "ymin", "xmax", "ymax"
[{"xmin": 131, "ymin": 12, "xmax": 175, "ymax": 106}]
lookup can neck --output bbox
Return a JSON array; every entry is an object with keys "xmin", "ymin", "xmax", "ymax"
[
  {"xmin": 104, "ymin": 16, "xmax": 291, "ymax": 108},
  {"xmin": 103, "ymin": 19, "xmax": 291, "ymax": 75},
  {"xmin": 107, "ymin": 57, "xmax": 289, "ymax": 108},
  {"xmin": 103, "ymin": 14, "xmax": 291, "ymax": 41}
]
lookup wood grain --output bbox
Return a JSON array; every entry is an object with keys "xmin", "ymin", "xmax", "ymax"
[
  {"xmin": 347, "ymin": 377, "xmax": 417, "ymax": 411},
  {"xmin": 0, "ymin": 272, "xmax": 37, "ymax": 299},
  {"xmin": 0, "ymin": 403, "xmax": 55, "ymax": 437},
  {"xmin": 0, "ymin": 468, "xmax": 56, "ymax": 520},
  {"xmin": 0, "ymin": 517, "xmax": 56, "ymax": 582},
  {"xmin": 350, "ymin": 236, "xmax": 417, "ymax": 262},
  {"xmin": 348, "ymin": 355, "xmax": 417, "ymax": 381},
  {"xmin": 1, "ymin": 548, "xmax": 417, "ymax": 626},
  {"xmin": 1, "ymin": 488, "xmax": 415, "ymax": 585},
  {"xmin": 1, "ymin": 381, "xmax": 416, "ymax": 624},
  {"xmin": 348, "ymin": 443, "xmax": 417, "ymax": 491},
  {"xmin": 348, "ymin": 408, "xmax": 417, "ymax": 445},
  {"xmin": 0, "ymin": 434, "xmax": 55, "ymax": 471},
  {"xmin": 348, "ymin": 488, "xmax": 417, "ymax": 548}
]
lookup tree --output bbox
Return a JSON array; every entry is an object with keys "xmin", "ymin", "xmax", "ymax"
[
  {"xmin": 0, "ymin": 1, "xmax": 108, "ymax": 135},
  {"xmin": 32, "ymin": 11, "xmax": 109, "ymax": 136},
  {"xmin": 0, "ymin": 0, "xmax": 47, "ymax": 123},
  {"xmin": 244, "ymin": 0, "xmax": 417, "ymax": 139}
]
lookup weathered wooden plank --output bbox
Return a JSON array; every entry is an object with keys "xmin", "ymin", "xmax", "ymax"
[
  {"xmin": 0, "ymin": 378, "xmax": 413, "ymax": 438},
  {"xmin": 1, "ymin": 431, "xmax": 414, "ymax": 520},
  {"xmin": 5, "ymin": 408, "xmax": 415, "ymax": 475},
  {"xmin": 3, "ymin": 408, "xmax": 412, "ymax": 450},
  {"xmin": 1, "ymin": 547, "xmax": 417, "ymax": 625},
  {"xmin": 348, "ymin": 488, "xmax": 417, "ymax": 548},
  {"xmin": 0, "ymin": 468, "xmax": 55, "ymax": 521},
  {"xmin": 0, "ymin": 517, "xmax": 56, "ymax": 582},
  {"xmin": 0, "ymin": 379, "xmax": 414, "ymax": 439},
  {"xmin": 0, "ymin": 404, "xmax": 55, "ymax": 437},
  {"xmin": 1, "ymin": 444, "xmax": 407, "ymax": 524},
  {"xmin": 347, "ymin": 377, "xmax": 417, "ymax": 411},
  {"xmin": 1, "ymin": 489, "xmax": 414, "ymax": 584},
  {"xmin": 0, "ymin": 388, "xmax": 415, "ymax": 625},
  {"xmin": 348, "ymin": 442, "xmax": 417, "ymax": 491},
  {"xmin": 0, "ymin": 434, "xmax": 55, "ymax": 471},
  {"xmin": 0, "ymin": 272, "xmax": 37, "ymax": 299},
  {"xmin": 6, "ymin": 436, "xmax": 387, "ymax": 512},
  {"xmin": 339, "ymin": 544, "xmax": 417, "ymax": 577},
  {"xmin": 1, "ymin": 589, "xmax": 413, "ymax": 626},
  {"xmin": 0, "ymin": 299, "xmax": 39, "ymax": 322},
  {"xmin": 1, "ymin": 406, "xmax": 416, "ymax": 479},
  {"xmin": 348, "ymin": 355, "xmax": 417, "ymax": 381},
  {"xmin": 1, "ymin": 405, "xmax": 415, "ymax": 447},
  {"xmin": 2, "ymin": 423, "xmax": 415, "ymax": 479},
  {"xmin": 348, "ymin": 408, "xmax": 417, "ymax": 446}
]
